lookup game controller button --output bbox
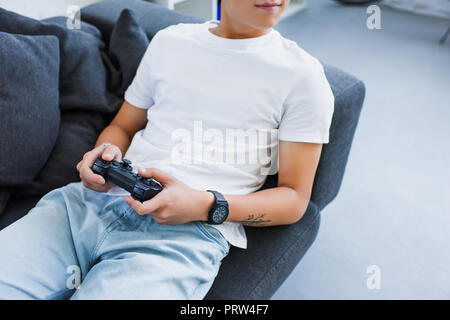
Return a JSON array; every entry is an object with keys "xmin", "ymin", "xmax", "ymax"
[
  {"xmin": 122, "ymin": 159, "xmax": 132, "ymax": 165},
  {"xmin": 142, "ymin": 178, "xmax": 153, "ymax": 184}
]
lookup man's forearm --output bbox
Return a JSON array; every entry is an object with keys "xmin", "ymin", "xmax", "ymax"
[
  {"xmin": 94, "ymin": 124, "xmax": 133, "ymax": 156},
  {"xmin": 224, "ymin": 186, "xmax": 308, "ymax": 226}
]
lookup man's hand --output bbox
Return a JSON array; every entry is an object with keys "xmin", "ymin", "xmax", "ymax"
[
  {"xmin": 124, "ymin": 168, "xmax": 214, "ymax": 225},
  {"xmin": 76, "ymin": 143, "xmax": 122, "ymax": 193}
]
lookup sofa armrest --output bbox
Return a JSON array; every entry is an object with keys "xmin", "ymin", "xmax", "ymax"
[
  {"xmin": 311, "ymin": 65, "xmax": 366, "ymax": 210},
  {"xmin": 205, "ymin": 201, "xmax": 321, "ymax": 300}
]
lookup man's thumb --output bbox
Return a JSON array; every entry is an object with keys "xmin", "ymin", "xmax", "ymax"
[{"xmin": 139, "ymin": 168, "xmax": 174, "ymax": 185}]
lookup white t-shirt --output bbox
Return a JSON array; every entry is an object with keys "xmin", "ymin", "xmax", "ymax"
[{"xmin": 107, "ymin": 20, "xmax": 334, "ymax": 249}]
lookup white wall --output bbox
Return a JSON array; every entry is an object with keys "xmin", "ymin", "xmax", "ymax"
[{"xmin": 0, "ymin": 0, "xmax": 101, "ymax": 19}]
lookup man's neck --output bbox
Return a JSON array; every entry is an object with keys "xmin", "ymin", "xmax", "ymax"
[{"xmin": 209, "ymin": 17, "xmax": 271, "ymax": 39}]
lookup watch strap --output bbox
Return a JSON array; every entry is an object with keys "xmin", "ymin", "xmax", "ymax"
[
  {"xmin": 206, "ymin": 190, "xmax": 228, "ymax": 224},
  {"xmin": 207, "ymin": 190, "xmax": 226, "ymax": 203}
]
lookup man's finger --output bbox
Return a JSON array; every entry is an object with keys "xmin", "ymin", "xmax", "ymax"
[
  {"xmin": 141, "ymin": 192, "xmax": 166, "ymax": 213},
  {"xmin": 138, "ymin": 168, "xmax": 175, "ymax": 186},
  {"xmin": 101, "ymin": 145, "xmax": 122, "ymax": 162},
  {"xmin": 83, "ymin": 146, "xmax": 105, "ymax": 168},
  {"xmin": 79, "ymin": 145, "xmax": 113, "ymax": 182},
  {"xmin": 125, "ymin": 194, "xmax": 165, "ymax": 215},
  {"xmin": 82, "ymin": 179, "xmax": 108, "ymax": 192},
  {"xmin": 80, "ymin": 162, "xmax": 105, "ymax": 185},
  {"xmin": 124, "ymin": 196, "xmax": 145, "ymax": 215}
]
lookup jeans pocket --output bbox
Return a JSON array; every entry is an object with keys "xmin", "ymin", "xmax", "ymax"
[{"xmin": 195, "ymin": 222, "xmax": 230, "ymax": 255}]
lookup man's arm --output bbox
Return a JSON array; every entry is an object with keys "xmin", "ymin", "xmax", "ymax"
[
  {"xmin": 125, "ymin": 140, "xmax": 322, "ymax": 227},
  {"xmin": 224, "ymin": 141, "xmax": 322, "ymax": 226},
  {"xmin": 94, "ymin": 100, "xmax": 148, "ymax": 155}
]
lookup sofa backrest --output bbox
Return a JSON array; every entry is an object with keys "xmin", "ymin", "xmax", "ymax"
[{"xmin": 82, "ymin": 0, "xmax": 202, "ymax": 43}]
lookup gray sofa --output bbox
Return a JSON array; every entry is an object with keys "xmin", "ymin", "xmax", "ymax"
[{"xmin": 0, "ymin": 0, "xmax": 365, "ymax": 300}]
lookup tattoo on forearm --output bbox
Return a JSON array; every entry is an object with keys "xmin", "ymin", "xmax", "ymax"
[{"xmin": 241, "ymin": 214, "xmax": 272, "ymax": 226}]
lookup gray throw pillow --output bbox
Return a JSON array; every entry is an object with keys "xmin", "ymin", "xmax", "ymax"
[
  {"xmin": 103, "ymin": 9, "xmax": 150, "ymax": 96},
  {"xmin": 0, "ymin": 32, "xmax": 60, "ymax": 190},
  {"xmin": 0, "ymin": 8, "xmax": 122, "ymax": 114}
]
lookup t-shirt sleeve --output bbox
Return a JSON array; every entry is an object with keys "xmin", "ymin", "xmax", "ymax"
[
  {"xmin": 124, "ymin": 33, "xmax": 161, "ymax": 109},
  {"xmin": 278, "ymin": 58, "xmax": 334, "ymax": 144}
]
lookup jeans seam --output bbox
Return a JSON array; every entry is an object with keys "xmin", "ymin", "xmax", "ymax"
[
  {"xmin": 117, "ymin": 209, "xmax": 145, "ymax": 232},
  {"xmin": 195, "ymin": 222, "xmax": 229, "ymax": 255},
  {"xmin": 188, "ymin": 260, "xmax": 221, "ymax": 300},
  {"xmin": 88, "ymin": 207, "xmax": 133, "ymax": 266},
  {"xmin": 43, "ymin": 287, "xmax": 73, "ymax": 300}
]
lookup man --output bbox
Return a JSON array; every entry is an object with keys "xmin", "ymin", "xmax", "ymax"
[{"xmin": 0, "ymin": 0, "xmax": 334, "ymax": 299}]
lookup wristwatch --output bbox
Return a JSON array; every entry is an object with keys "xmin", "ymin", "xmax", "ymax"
[{"xmin": 206, "ymin": 190, "xmax": 229, "ymax": 225}]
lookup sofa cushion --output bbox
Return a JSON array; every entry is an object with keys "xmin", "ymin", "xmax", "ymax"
[
  {"xmin": 0, "ymin": 189, "xmax": 12, "ymax": 220},
  {"xmin": 0, "ymin": 195, "xmax": 42, "ymax": 230},
  {"xmin": 41, "ymin": 16, "xmax": 103, "ymax": 41},
  {"xmin": 17, "ymin": 110, "xmax": 109, "ymax": 197},
  {"xmin": 0, "ymin": 32, "xmax": 60, "ymax": 191},
  {"xmin": 0, "ymin": 8, "xmax": 122, "ymax": 114},
  {"xmin": 103, "ymin": 9, "xmax": 150, "ymax": 96}
]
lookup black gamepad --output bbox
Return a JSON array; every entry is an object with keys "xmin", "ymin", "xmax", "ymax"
[{"xmin": 92, "ymin": 157, "xmax": 162, "ymax": 202}]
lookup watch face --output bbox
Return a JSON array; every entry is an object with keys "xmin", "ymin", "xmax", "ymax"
[{"xmin": 213, "ymin": 206, "xmax": 228, "ymax": 223}]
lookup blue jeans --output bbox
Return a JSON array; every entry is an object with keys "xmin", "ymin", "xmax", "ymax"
[{"xmin": 0, "ymin": 182, "xmax": 229, "ymax": 299}]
